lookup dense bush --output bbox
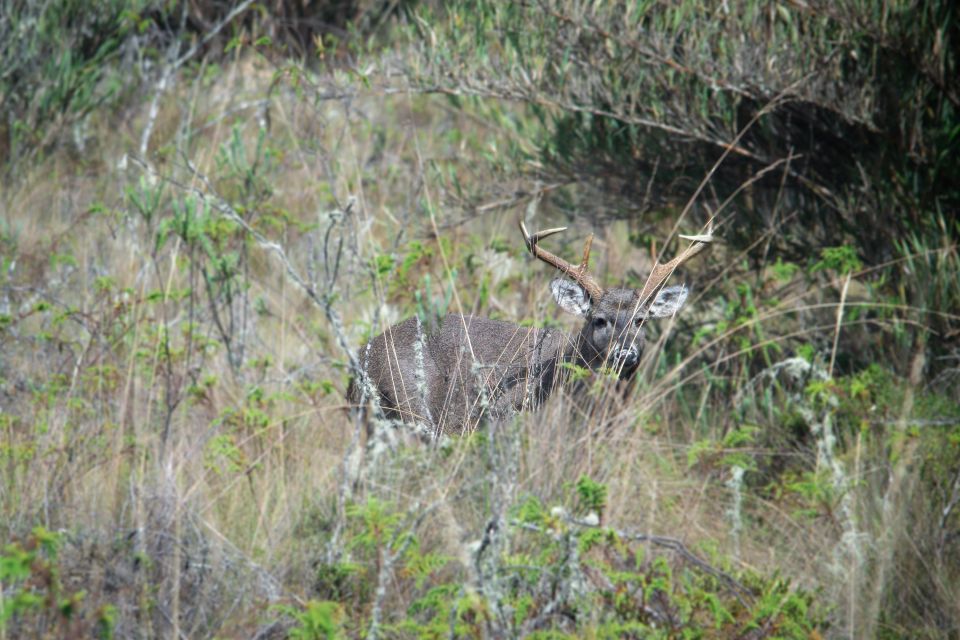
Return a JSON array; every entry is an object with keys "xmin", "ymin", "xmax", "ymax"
[
  {"xmin": 0, "ymin": 0, "xmax": 406, "ymax": 170},
  {"xmin": 400, "ymin": 0, "xmax": 958, "ymax": 247}
]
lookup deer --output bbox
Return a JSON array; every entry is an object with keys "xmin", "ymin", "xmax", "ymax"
[{"xmin": 349, "ymin": 221, "xmax": 713, "ymax": 438}]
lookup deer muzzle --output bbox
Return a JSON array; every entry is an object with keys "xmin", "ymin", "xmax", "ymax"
[{"xmin": 610, "ymin": 342, "xmax": 639, "ymax": 374}]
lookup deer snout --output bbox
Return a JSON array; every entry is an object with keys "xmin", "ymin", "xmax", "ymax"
[{"xmin": 610, "ymin": 342, "xmax": 639, "ymax": 371}]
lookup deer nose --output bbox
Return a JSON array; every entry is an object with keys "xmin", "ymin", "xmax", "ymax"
[{"xmin": 611, "ymin": 343, "xmax": 639, "ymax": 369}]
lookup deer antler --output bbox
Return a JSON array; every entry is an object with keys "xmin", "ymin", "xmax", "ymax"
[
  {"xmin": 519, "ymin": 221, "xmax": 604, "ymax": 301},
  {"xmin": 638, "ymin": 221, "xmax": 715, "ymax": 305}
]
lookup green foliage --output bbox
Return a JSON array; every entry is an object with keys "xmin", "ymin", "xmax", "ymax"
[
  {"xmin": 403, "ymin": 545, "xmax": 451, "ymax": 590},
  {"xmin": 0, "ymin": 0, "xmax": 157, "ymax": 165},
  {"xmin": 127, "ymin": 174, "xmax": 167, "ymax": 226},
  {"xmin": 285, "ymin": 475, "xmax": 827, "ymax": 638},
  {"xmin": 346, "ymin": 497, "xmax": 406, "ymax": 553},
  {"xmin": 812, "ymin": 245, "xmax": 863, "ymax": 275},
  {"xmin": 770, "ymin": 257, "xmax": 800, "ymax": 283},
  {"xmin": 414, "ymin": 272, "xmax": 457, "ymax": 326},
  {"xmin": 741, "ymin": 575, "xmax": 818, "ymax": 639},
  {"xmin": 520, "ymin": 518, "xmax": 822, "ymax": 637},
  {"xmin": 275, "ymin": 600, "xmax": 345, "ymax": 640},
  {"xmin": 780, "ymin": 469, "xmax": 839, "ymax": 521},
  {"xmin": 558, "ymin": 361, "xmax": 592, "ymax": 383},
  {"xmin": 204, "ymin": 433, "xmax": 247, "ymax": 475},
  {"xmin": 514, "ymin": 494, "xmax": 547, "ymax": 525},
  {"xmin": 1, "ymin": 527, "xmax": 115, "ymax": 638},
  {"xmin": 688, "ymin": 424, "xmax": 759, "ymax": 473},
  {"xmin": 574, "ymin": 475, "xmax": 607, "ymax": 517},
  {"xmin": 372, "ymin": 253, "xmax": 394, "ymax": 277}
]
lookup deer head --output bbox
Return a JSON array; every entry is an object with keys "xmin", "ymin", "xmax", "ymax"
[{"xmin": 520, "ymin": 220, "xmax": 713, "ymax": 379}]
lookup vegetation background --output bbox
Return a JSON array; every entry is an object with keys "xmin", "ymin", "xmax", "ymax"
[{"xmin": 1, "ymin": 0, "xmax": 958, "ymax": 637}]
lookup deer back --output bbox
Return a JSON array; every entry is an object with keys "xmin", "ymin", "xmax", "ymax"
[{"xmin": 352, "ymin": 313, "xmax": 568, "ymax": 435}]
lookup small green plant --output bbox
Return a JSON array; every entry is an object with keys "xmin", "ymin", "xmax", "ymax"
[
  {"xmin": 574, "ymin": 475, "xmax": 608, "ymax": 518},
  {"xmin": 274, "ymin": 600, "xmax": 345, "ymax": 640},
  {"xmin": 414, "ymin": 272, "xmax": 457, "ymax": 326},
  {"xmin": 770, "ymin": 257, "xmax": 800, "ymax": 282},
  {"xmin": 811, "ymin": 245, "xmax": 863, "ymax": 275},
  {"xmin": 688, "ymin": 424, "xmax": 760, "ymax": 473},
  {"xmin": 0, "ymin": 527, "xmax": 115, "ymax": 638}
]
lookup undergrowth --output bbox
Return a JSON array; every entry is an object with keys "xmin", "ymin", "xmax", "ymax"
[{"xmin": 1, "ymin": 1, "xmax": 958, "ymax": 638}]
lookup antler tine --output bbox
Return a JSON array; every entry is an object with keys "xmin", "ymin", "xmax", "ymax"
[
  {"xmin": 522, "ymin": 223, "xmax": 568, "ymax": 245},
  {"xmin": 519, "ymin": 220, "xmax": 605, "ymax": 301},
  {"xmin": 638, "ymin": 222, "xmax": 715, "ymax": 305}
]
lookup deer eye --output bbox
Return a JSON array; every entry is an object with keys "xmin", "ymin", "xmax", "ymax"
[
  {"xmin": 592, "ymin": 317, "xmax": 607, "ymax": 329},
  {"xmin": 634, "ymin": 316, "xmax": 644, "ymax": 327}
]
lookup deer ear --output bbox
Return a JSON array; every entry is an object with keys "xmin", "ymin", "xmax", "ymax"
[
  {"xmin": 646, "ymin": 284, "xmax": 689, "ymax": 318},
  {"xmin": 550, "ymin": 278, "xmax": 592, "ymax": 316}
]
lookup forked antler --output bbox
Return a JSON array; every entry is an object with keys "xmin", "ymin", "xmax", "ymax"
[
  {"xmin": 637, "ymin": 221, "xmax": 715, "ymax": 305},
  {"xmin": 519, "ymin": 221, "xmax": 605, "ymax": 301}
]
